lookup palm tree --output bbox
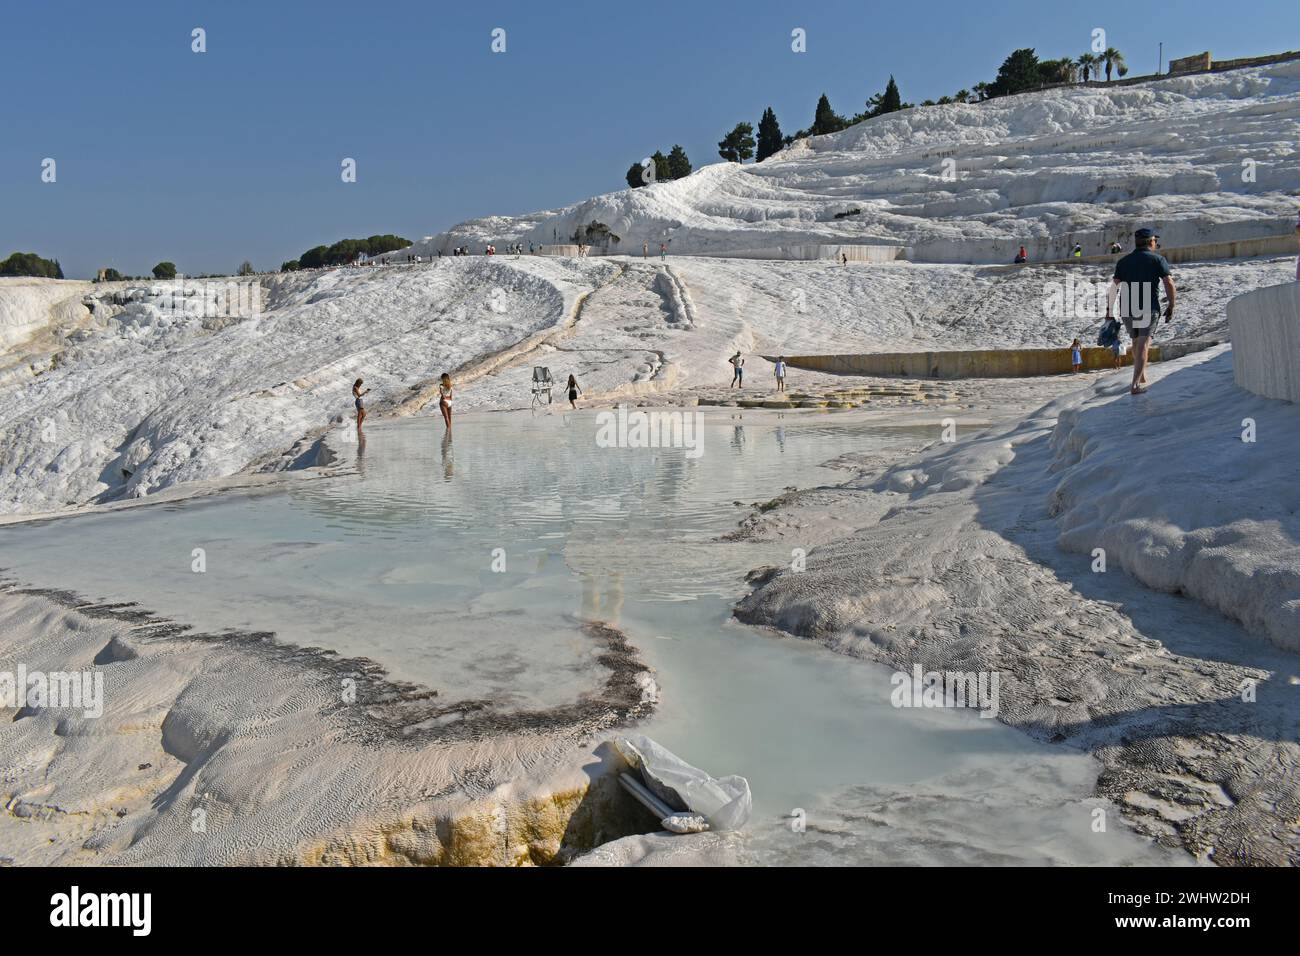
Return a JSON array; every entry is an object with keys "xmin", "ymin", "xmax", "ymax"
[
  {"xmin": 1103, "ymin": 48, "xmax": 1126, "ymax": 82},
  {"xmin": 1076, "ymin": 53, "xmax": 1100, "ymax": 83},
  {"xmin": 955, "ymin": 89, "xmax": 971, "ymax": 103},
  {"xmin": 972, "ymin": 81, "xmax": 991, "ymax": 102}
]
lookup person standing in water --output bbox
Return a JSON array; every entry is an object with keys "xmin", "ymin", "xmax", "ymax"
[
  {"xmin": 1069, "ymin": 338, "xmax": 1082, "ymax": 373},
  {"xmin": 353, "ymin": 378, "xmax": 371, "ymax": 427},
  {"xmin": 437, "ymin": 373, "xmax": 453, "ymax": 429},
  {"xmin": 566, "ymin": 374, "xmax": 582, "ymax": 408},
  {"xmin": 773, "ymin": 356, "xmax": 787, "ymax": 392}
]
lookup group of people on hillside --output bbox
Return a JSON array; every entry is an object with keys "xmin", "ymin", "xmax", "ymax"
[
  {"xmin": 1004, "ymin": 228, "xmax": 1187, "ymax": 394},
  {"xmin": 1013, "ymin": 238, "xmax": 1126, "ymax": 264}
]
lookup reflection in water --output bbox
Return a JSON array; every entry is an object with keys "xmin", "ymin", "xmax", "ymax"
[
  {"xmin": 775, "ymin": 425, "xmax": 786, "ymax": 453},
  {"xmin": 581, "ymin": 570, "xmax": 625, "ymax": 624},
  {"xmin": 441, "ymin": 430, "xmax": 454, "ymax": 481}
]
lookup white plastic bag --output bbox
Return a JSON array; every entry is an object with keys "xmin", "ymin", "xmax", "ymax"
[{"xmin": 615, "ymin": 735, "xmax": 752, "ymax": 831}]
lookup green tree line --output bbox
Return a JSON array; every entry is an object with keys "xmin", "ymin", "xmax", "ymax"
[
  {"xmin": 0, "ymin": 251, "xmax": 63, "ymax": 278},
  {"xmin": 284, "ymin": 234, "xmax": 412, "ymax": 271}
]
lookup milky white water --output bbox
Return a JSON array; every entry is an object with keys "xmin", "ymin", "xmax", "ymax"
[{"xmin": 0, "ymin": 408, "xmax": 1191, "ymax": 864}]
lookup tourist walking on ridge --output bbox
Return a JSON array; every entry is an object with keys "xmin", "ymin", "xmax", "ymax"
[
  {"xmin": 729, "ymin": 351, "xmax": 744, "ymax": 388},
  {"xmin": 643, "ymin": 241, "xmax": 649, "ymax": 258},
  {"xmin": 438, "ymin": 373, "xmax": 454, "ymax": 430},
  {"xmin": 774, "ymin": 356, "xmax": 787, "ymax": 392},
  {"xmin": 660, "ymin": 243, "xmax": 667, "ymax": 261},
  {"xmin": 353, "ymin": 378, "xmax": 371, "ymax": 428},
  {"xmin": 1107, "ymin": 228, "xmax": 1175, "ymax": 396},
  {"xmin": 1069, "ymin": 338, "xmax": 1083, "ymax": 373},
  {"xmin": 566, "ymin": 374, "xmax": 582, "ymax": 409}
]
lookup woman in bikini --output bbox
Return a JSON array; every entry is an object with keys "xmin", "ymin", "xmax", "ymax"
[
  {"xmin": 438, "ymin": 373, "xmax": 453, "ymax": 429},
  {"xmin": 352, "ymin": 378, "xmax": 370, "ymax": 427},
  {"xmin": 566, "ymin": 374, "xmax": 582, "ymax": 409}
]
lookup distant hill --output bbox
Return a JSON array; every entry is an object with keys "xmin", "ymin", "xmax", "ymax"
[{"xmin": 411, "ymin": 60, "xmax": 1300, "ymax": 264}]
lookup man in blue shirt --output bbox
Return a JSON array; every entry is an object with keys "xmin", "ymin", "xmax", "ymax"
[{"xmin": 1106, "ymin": 228, "xmax": 1176, "ymax": 395}]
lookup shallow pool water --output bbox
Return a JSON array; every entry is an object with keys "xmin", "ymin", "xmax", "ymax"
[{"xmin": 0, "ymin": 408, "xmax": 1190, "ymax": 865}]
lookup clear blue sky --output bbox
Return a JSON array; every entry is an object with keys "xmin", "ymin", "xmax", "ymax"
[{"xmin": 2, "ymin": 0, "xmax": 1295, "ymax": 278}]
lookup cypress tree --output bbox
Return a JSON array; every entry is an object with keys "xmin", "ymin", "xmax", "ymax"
[
  {"xmin": 880, "ymin": 76, "xmax": 902, "ymax": 113},
  {"xmin": 650, "ymin": 150, "xmax": 671, "ymax": 181},
  {"xmin": 756, "ymin": 107, "xmax": 784, "ymax": 162},
  {"xmin": 666, "ymin": 144, "xmax": 692, "ymax": 179},
  {"xmin": 811, "ymin": 94, "xmax": 845, "ymax": 135}
]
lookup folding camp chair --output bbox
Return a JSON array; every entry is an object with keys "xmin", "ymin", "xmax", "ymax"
[{"xmin": 531, "ymin": 366, "xmax": 554, "ymax": 407}]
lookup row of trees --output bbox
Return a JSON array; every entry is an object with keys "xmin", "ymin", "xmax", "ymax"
[
  {"xmin": 953, "ymin": 46, "xmax": 1128, "ymax": 103},
  {"xmin": 1, "ymin": 251, "xmax": 63, "ymax": 278},
  {"xmin": 625, "ymin": 145, "xmax": 692, "ymax": 188},
  {"xmin": 716, "ymin": 76, "xmax": 907, "ymax": 164},
  {"xmin": 94, "ymin": 261, "xmax": 243, "ymax": 281},
  {"xmin": 283, "ymin": 234, "xmax": 411, "ymax": 271},
  {"xmin": 709, "ymin": 43, "xmax": 1129, "ymax": 168},
  {"xmin": 1075, "ymin": 47, "xmax": 1128, "ymax": 82},
  {"xmin": 4, "ymin": 250, "xmax": 319, "ymax": 282}
]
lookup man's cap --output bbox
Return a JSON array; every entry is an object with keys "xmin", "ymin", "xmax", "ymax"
[{"xmin": 1134, "ymin": 227, "xmax": 1159, "ymax": 242}]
